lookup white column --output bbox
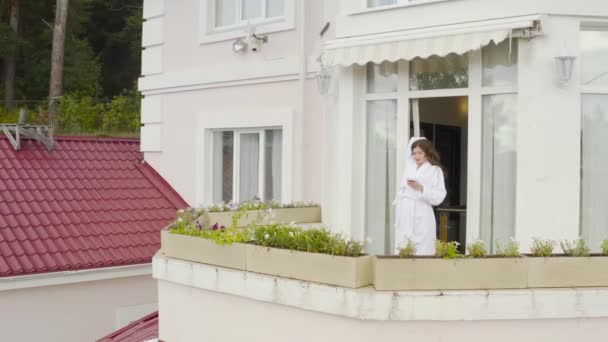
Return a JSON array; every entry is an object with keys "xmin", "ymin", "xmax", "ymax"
[{"xmin": 516, "ymin": 17, "xmax": 582, "ymax": 251}]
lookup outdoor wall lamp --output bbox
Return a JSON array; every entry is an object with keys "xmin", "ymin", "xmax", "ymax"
[
  {"xmin": 554, "ymin": 55, "xmax": 576, "ymax": 86},
  {"xmin": 232, "ymin": 38, "xmax": 248, "ymax": 53}
]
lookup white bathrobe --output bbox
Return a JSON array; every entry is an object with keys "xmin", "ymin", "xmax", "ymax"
[{"xmin": 394, "ymin": 137, "xmax": 447, "ymax": 255}]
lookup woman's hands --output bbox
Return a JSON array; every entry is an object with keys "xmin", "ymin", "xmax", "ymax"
[{"xmin": 407, "ymin": 179, "xmax": 424, "ymax": 192}]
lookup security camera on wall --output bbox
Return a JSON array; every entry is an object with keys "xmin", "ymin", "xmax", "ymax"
[{"xmin": 246, "ymin": 24, "xmax": 268, "ymax": 52}]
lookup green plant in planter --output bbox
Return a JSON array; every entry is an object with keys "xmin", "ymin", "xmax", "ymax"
[
  {"xmin": 560, "ymin": 239, "xmax": 590, "ymax": 257},
  {"xmin": 238, "ymin": 197, "xmax": 268, "ymax": 211},
  {"xmin": 530, "ymin": 238, "xmax": 554, "ymax": 257},
  {"xmin": 253, "ymin": 224, "xmax": 363, "ymax": 257},
  {"xmin": 495, "ymin": 238, "xmax": 521, "ymax": 258},
  {"xmin": 466, "ymin": 240, "xmax": 487, "ymax": 258},
  {"xmin": 398, "ymin": 240, "xmax": 417, "ymax": 258},
  {"xmin": 435, "ymin": 240, "xmax": 462, "ymax": 259},
  {"xmin": 602, "ymin": 239, "xmax": 608, "ymax": 256}
]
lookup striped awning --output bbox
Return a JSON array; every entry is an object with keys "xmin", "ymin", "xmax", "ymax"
[{"xmin": 321, "ymin": 16, "xmax": 541, "ymax": 67}]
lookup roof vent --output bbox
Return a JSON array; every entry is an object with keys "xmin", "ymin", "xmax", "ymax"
[{"xmin": 1, "ymin": 108, "xmax": 54, "ymax": 151}]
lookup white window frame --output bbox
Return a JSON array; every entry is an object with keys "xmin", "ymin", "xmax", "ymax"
[
  {"xmin": 355, "ymin": 0, "xmax": 453, "ymax": 14},
  {"xmin": 196, "ymin": 109, "xmax": 294, "ymax": 207},
  {"xmin": 579, "ymin": 25, "xmax": 608, "ymax": 243},
  {"xmin": 212, "ymin": 127, "xmax": 281, "ymax": 203},
  {"xmin": 199, "ymin": 0, "xmax": 295, "ymax": 45}
]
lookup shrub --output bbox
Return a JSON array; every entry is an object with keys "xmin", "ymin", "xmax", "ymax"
[
  {"xmin": 466, "ymin": 240, "xmax": 487, "ymax": 258},
  {"xmin": 435, "ymin": 240, "xmax": 462, "ymax": 259},
  {"xmin": 58, "ymin": 93, "xmax": 104, "ymax": 134},
  {"xmin": 495, "ymin": 238, "xmax": 521, "ymax": 258},
  {"xmin": 398, "ymin": 240, "xmax": 417, "ymax": 258},
  {"xmin": 560, "ymin": 239, "xmax": 590, "ymax": 257},
  {"xmin": 253, "ymin": 225, "xmax": 363, "ymax": 257},
  {"xmin": 101, "ymin": 89, "xmax": 141, "ymax": 133},
  {"xmin": 602, "ymin": 239, "xmax": 608, "ymax": 256},
  {"xmin": 530, "ymin": 238, "xmax": 554, "ymax": 257}
]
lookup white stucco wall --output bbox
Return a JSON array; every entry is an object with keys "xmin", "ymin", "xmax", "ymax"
[
  {"xmin": 516, "ymin": 16, "xmax": 583, "ymax": 250},
  {"xmin": 158, "ymin": 279, "xmax": 608, "ymax": 342},
  {"xmin": 140, "ymin": 0, "xmax": 325, "ymax": 207},
  {"xmin": 0, "ymin": 275, "xmax": 157, "ymax": 342}
]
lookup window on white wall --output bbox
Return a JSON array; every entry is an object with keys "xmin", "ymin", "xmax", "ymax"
[
  {"xmin": 581, "ymin": 27, "xmax": 608, "ymax": 252},
  {"xmin": 213, "ymin": 0, "xmax": 285, "ymax": 29},
  {"xmin": 367, "ymin": 0, "xmax": 397, "ymax": 8},
  {"xmin": 212, "ymin": 128, "xmax": 282, "ymax": 204},
  {"xmin": 201, "ymin": 0, "xmax": 293, "ymax": 44},
  {"xmin": 367, "ymin": 0, "xmax": 448, "ymax": 8}
]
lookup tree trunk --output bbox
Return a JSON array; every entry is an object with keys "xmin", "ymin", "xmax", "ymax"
[
  {"xmin": 3, "ymin": 0, "xmax": 19, "ymax": 111},
  {"xmin": 48, "ymin": 0, "xmax": 69, "ymax": 128}
]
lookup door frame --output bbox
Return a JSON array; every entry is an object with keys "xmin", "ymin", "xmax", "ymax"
[{"xmin": 356, "ymin": 53, "xmax": 503, "ymax": 252}]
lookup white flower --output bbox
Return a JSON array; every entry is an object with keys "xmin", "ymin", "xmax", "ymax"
[
  {"xmin": 365, "ymin": 236, "xmax": 373, "ymax": 244},
  {"xmin": 177, "ymin": 209, "xmax": 185, "ymax": 214},
  {"xmin": 289, "ymin": 232, "xmax": 294, "ymax": 238},
  {"xmin": 264, "ymin": 233, "xmax": 270, "ymax": 240},
  {"xmin": 177, "ymin": 217, "xmax": 183, "ymax": 223}
]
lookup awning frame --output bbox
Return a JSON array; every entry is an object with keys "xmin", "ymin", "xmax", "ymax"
[{"xmin": 321, "ymin": 15, "xmax": 542, "ymax": 67}]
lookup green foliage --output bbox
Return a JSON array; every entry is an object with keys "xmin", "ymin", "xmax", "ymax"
[
  {"xmin": 0, "ymin": 23, "xmax": 10, "ymax": 57},
  {"xmin": 253, "ymin": 225, "xmax": 363, "ymax": 257},
  {"xmin": 466, "ymin": 240, "xmax": 487, "ymax": 258},
  {"xmin": 398, "ymin": 240, "xmax": 417, "ymax": 258},
  {"xmin": 53, "ymin": 90, "xmax": 140, "ymax": 136},
  {"xmin": 101, "ymin": 88, "xmax": 141, "ymax": 133},
  {"xmin": 0, "ymin": 106, "xmax": 46, "ymax": 125},
  {"xmin": 58, "ymin": 93, "xmax": 104, "ymax": 134},
  {"xmin": 435, "ymin": 240, "xmax": 462, "ymax": 259},
  {"xmin": 495, "ymin": 239, "xmax": 521, "ymax": 258},
  {"xmin": 169, "ymin": 213, "xmax": 364, "ymax": 257},
  {"xmin": 560, "ymin": 239, "xmax": 590, "ymax": 257},
  {"xmin": 2, "ymin": 0, "xmax": 141, "ymax": 110},
  {"xmin": 530, "ymin": 238, "xmax": 554, "ymax": 257},
  {"xmin": 602, "ymin": 240, "xmax": 608, "ymax": 256}
]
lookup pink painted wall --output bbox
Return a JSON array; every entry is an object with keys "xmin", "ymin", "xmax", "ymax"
[
  {"xmin": 0, "ymin": 275, "xmax": 157, "ymax": 342},
  {"xmin": 159, "ymin": 280, "xmax": 608, "ymax": 342},
  {"xmin": 142, "ymin": 0, "xmax": 325, "ymax": 207}
]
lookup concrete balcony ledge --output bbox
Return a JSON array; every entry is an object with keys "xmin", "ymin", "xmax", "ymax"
[{"xmin": 153, "ymin": 254, "xmax": 608, "ymax": 321}]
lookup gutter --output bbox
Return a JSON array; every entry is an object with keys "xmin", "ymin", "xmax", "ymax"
[{"xmin": 0, "ymin": 263, "xmax": 152, "ymax": 291}]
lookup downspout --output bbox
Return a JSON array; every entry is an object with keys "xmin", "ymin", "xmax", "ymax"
[{"xmin": 295, "ymin": 0, "xmax": 306, "ymax": 201}]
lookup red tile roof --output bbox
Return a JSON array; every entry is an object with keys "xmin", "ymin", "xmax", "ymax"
[
  {"xmin": 97, "ymin": 311, "xmax": 159, "ymax": 342},
  {"xmin": 0, "ymin": 136, "xmax": 188, "ymax": 277}
]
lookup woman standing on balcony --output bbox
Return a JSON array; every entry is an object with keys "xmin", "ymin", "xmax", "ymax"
[{"xmin": 394, "ymin": 137, "xmax": 447, "ymax": 255}]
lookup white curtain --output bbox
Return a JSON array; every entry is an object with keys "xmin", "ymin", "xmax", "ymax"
[
  {"xmin": 239, "ymin": 133, "xmax": 260, "ymax": 202},
  {"xmin": 212, "ymin": 131, "xmax": 233, "ymax": 203},
  {"xmin": 582, "ymin": 95, "xmax": 608, "ymax": 252},
  {"xmin": 212, "ymin": 132, "xmax": 224, "ymax": 203},
  {"xmin": 480, "ymin": 94, "xmax": 517, "ymax": 251},
  {"xmin": 365, "ymin": 100, "xmax": 397, "ymax": 255},
  {"xmin": 264, "ymin": 129, "xmax": 283, "ymax": 202}
]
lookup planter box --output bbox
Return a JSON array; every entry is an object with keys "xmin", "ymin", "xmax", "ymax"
[
  {"xmin": 527, "ymin": 256, "xmax": 608, "ymax": 288},
  {"xmin": 246, "ymin": 245, "xmax": 372, "ymax": 288},
  {"xmin": 198, "ymin": 207, "xmax": 322, "ymax": 228},
  {"xmin": 373, "ymin": 256, "xmax": 528, "ymax": 291},
  {"xmin": 160, "ymin": 230, "xmax": 247, "ymax": 271}
]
